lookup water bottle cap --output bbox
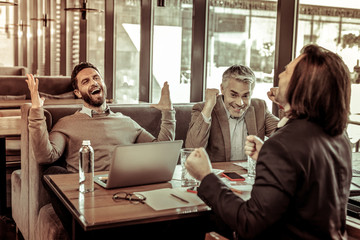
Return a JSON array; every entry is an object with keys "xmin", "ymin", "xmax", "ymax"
[{"xmin": 82, "ymin": 140, "xmax": 91, "ymax": 145}]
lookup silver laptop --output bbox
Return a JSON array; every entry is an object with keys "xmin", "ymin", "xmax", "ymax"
[{"xmin": 94, "ymin": 140, "xmax": 183, "ymax": 189}]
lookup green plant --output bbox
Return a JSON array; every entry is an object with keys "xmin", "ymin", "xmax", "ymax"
[{"xmin": 340, "ymin": 33, "xmax": 360, "ymax": 49}]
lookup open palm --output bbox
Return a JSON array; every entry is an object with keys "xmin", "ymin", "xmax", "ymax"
[{"xmin": 151, "ymin": 81, "xmax": 173, "ymax": 111}]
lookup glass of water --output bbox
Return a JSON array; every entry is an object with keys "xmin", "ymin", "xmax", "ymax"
[{"xmin": 247, "ymin": 155, "xmax": 256, "ymax": 180}]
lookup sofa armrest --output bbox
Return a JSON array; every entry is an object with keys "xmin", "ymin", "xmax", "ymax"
[
  {"xmin": 11, "ymin": 103, "xmax": 31, "ymax": 239},
  {"xmin": 12, "ymin": 103, "xmax": 52, "ymax": 240}
]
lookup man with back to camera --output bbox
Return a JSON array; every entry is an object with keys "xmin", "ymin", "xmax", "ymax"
[
  {"xmin": 185, "ymin": 64, "xmax": 279, "ymax": 161},
  {"xmin": 185, "ymin": 44, "xmax": 352, "ymax": 239},
  {"xmin": 25, "ymin": 62, "xmax": 176, "ymax": 237}
]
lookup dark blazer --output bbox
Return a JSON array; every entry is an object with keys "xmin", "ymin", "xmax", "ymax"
[
  {"xmin": 198, "ymin": 118, "xmax": 352, "ymax": 239},
  {"xmin": 185, "ymin": 96, "xmax": 279, "ymax": 161}
]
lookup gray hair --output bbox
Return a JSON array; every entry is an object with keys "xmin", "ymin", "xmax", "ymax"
[{"xmin": 221, "ymin": 65, "xmax": 256, "ymax": 90}]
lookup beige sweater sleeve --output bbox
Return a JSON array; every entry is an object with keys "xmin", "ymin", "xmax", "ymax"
[
  {"xmin": 28, "ymin": 107, "xmax": 66, "ymax": 165},
  {"xmin": 136, "ymin": 109, "xmax": 176, "ymax": 142}
]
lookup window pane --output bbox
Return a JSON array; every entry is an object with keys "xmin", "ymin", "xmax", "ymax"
[
  {"xmin": 152, "ymin": 0, "xmax": 193, "ymax": 103},
  {"xmin": 87, "ymin": 0, "xmax": 105, "ymax": 76},
  {"xmin": 0, "ymin": 5, "xmax": 15, "ymax": 66},
  {"xmin": 66, "ymin": 0, "xmax": 80, "ymax": 74},
  {"xmin": 114, "ymin": 0, "xmax": 141, "ymax": 103},
  {"xmin": 207, "ymin": 0, "xmax": 278, "ymax": 111},
  {"xmin": 297, "ymin": 1, "xmax": 360, "ymax": 148}
]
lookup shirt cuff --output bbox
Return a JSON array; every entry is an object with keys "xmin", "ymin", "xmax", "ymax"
[
  {"xmin": 201, "ymin": 112, "xmax": 211, "ymax": 124},
  {"xmin": 29, "ymin": 107, "xmax": 45, "ymax": 119},
  {"xmin": 161, "ymin": 109, "xmax": 176, "ymax": 120}
]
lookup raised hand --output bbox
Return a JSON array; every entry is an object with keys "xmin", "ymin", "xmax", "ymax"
[
  {"xmin": 185, "ymin": 148, "xmax": 212, "ymax": 181},
  {"xmin": 244, "ymin": 135, "xmax": 264, "ymax": 161},
  {"xmin": 150, "ymin": 81, "xmax": 173, "ymax": 111},
  {"xmin": 202, "ymin": 88, "xmax": 219, "ymax": 118},
  {"xmin": 25, "ymin": 74, "xmax": 45, "ymax": 108}
]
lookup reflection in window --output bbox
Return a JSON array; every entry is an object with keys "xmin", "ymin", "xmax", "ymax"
[
  {"xmin": 207, "ymin": 0, "xmax": 278, "ymax": 110},
  {"xmin": 152, "ymin": 0, "xmax": 193, "ymax": 103}
]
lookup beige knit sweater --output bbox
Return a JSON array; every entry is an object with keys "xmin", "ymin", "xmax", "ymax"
[{"xmin": 28, "ymin": 107, "xmax": 176, "ymax": 172}]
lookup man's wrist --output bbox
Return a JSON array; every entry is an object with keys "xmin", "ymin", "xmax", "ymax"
[
  {"xmin": 202, "ymin": 104, "xmax": 214, "ymax": 118},
  {"xmin": 201, "ymin": 112, "xmax": 211, "ymax": 123}
]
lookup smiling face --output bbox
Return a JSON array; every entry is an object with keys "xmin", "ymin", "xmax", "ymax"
[
  {"xmin": 73, "ymin": 68, "xmax": 107, "ymax": 108},
  {"xmin": 220, "ymin": 78, "xmax": 251, "ymax": 118}
]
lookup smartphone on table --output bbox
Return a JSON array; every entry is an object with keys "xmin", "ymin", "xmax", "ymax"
[{"xmin": 222, "ymin": 172, "xmax": 245, "ymax": 181}]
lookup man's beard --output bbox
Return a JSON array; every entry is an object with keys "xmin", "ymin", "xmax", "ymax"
[{"xmin": 81, "ymin": 88, "xmax": 107, "ymax": 107}]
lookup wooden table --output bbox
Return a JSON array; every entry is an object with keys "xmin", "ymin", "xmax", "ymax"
[
  {"xmin": 0, "ymin": 114, "xmax": 21, "ymax": 214},
  {"xmin": 43, "ymin": 162, "xmax": 247, "ymax": 239}
]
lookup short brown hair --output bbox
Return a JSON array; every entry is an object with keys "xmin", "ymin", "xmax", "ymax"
[
  {"xmin": 287, "ymin": 44, "xmax": 351, "ymax": 136},
  {"xmin": 71, "ymin": 62, "xmax": 100, "ymax": 90}
]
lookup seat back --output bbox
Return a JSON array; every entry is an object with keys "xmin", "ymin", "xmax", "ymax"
[{"xmin": 43, "ymin": 103, "xmax": 193, "ymax": 146}]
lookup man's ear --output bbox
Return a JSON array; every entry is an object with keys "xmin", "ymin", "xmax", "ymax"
[
  {"xmin": 220, "ymin": 83, "xmax": 224, "ymax": 95},
  {"xmin": 74, "ymin": 89, "xmax": 82, "ymax": 99}
]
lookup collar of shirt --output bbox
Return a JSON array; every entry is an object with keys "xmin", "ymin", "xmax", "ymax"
[
  {"xmin": 80, "ymin": 105, "xmax": 112, "ymax": 118},
  {"xmin": 221, "ymin": 95, "xmax": 246, "ymax": 122},
  {"xmin": 277, "ymin": 116, "xmax": 289, "ymax": 128}
]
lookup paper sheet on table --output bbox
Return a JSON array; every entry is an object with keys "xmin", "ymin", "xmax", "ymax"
[
  {"xmin": 136, "ymin": 188, "xmax": 205, "ymax": 211},
  {"xmin": 172, "ymin": 164, "xmax": 224, "ymax": 181}
]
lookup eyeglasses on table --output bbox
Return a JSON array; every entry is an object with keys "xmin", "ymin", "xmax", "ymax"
[{"xmin": 112, "ymin": 192, "xmax": 146, "ymax": 204}]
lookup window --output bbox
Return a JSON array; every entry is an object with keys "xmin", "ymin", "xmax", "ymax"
[
  {"xmin": 152, "ymin": 0, "xmax": 193, "ymax": 103},
  {"xmin": 66, "ymin": 0, "xmax": 81, "ymax": 75},
  {"xmin": 0, "ymin": 4, "xmax": 15, "ymax": 66},
  {"xmin": 114, "ymin": 0, "xmax": 141, "ymax": 103},
  {"xmin": 206, "ymin": 0, "xmax": 278, "ymax": 111},
  {"xmin": 297, "ymin": 0, "xmax": 360, "ymax": 147},
  {"xmin": 87, "ymin": 0, "xmax": 105, "ymax": 76}
]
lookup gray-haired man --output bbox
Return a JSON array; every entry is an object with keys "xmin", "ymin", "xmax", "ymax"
[{"xmin": 185, "ymin": 65, "xmax": 279, "ymax": 162}]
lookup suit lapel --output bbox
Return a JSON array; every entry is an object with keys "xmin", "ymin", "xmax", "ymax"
[
  {"xmin": 214, "ymin": 96, "xmax": 231, "ymax": 161},
  {"xmin": 245, "ymin": 105, "xmax": 257, "ymax": 135}
]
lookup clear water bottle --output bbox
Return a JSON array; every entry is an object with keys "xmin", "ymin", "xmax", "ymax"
[{"xmin": 79, "ymin": 140, "xmax": 94, "ymax": 193}]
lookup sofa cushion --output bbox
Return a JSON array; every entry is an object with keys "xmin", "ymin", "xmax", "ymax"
[
  {"xmin": 0, "ymin": 66, "xmax": 28, "ymax": 75},
  {"xmin": 0, "ymin": 76, "xmax": 72, "ymax": 99},
  {"xmin": 0, "ymin": 94, "xmax": 26, "ymax": 100},
  {"xmin": 35, "ymin": 203, "xmax": 69, "ymax": 240},
  {"xmin": 39, "ymin": 91, "xmax": 76, "ymax": 99}
]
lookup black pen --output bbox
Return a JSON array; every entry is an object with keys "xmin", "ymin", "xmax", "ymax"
[{"xmin": 170, "ymin": 193, "xmax": 189, "ymax": 203}]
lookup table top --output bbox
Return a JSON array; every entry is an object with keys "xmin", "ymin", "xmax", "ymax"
[{"xmin": 43, "ymin": 162, "xmax": 248, "ymax": 231}]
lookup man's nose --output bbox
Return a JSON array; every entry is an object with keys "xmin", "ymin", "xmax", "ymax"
[
  {"xmin": 235, "ymin": 97, "xmax": 244, "ymax": 106},
  {"xmin": 90, "ymin": 79, "xmax": 99, "ymax": 86}
]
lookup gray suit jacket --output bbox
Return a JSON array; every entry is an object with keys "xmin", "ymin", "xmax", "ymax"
[{"xmin": 185, "ymin": 96, "xmax": 279, "ymax": 162}]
